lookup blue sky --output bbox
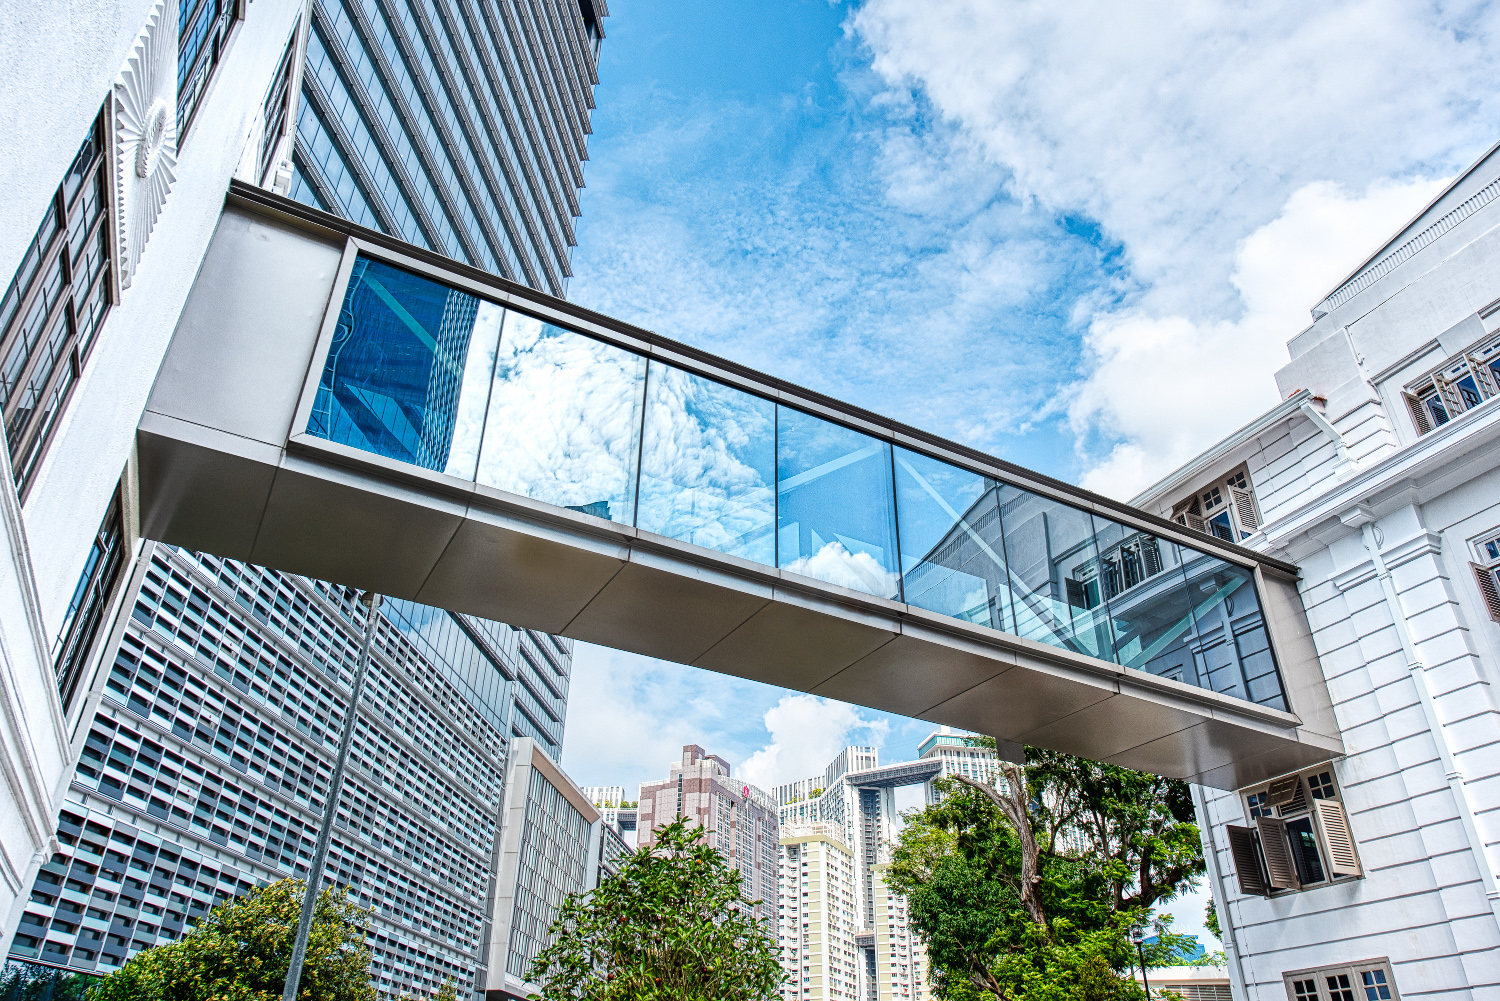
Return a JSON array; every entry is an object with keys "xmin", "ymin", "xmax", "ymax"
[{"xmin": 558, "ymin": 0, "xmax": 1500, "ymax": 944}]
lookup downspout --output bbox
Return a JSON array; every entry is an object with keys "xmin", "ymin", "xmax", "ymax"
[
  {"xmin": 1354, "ymin": 517, "xmax": 1500, "ymax": 923},
  {"xmin": 1192, "ymin": 784, "xmax": 1250, "ymax": 1001},
  {"xmin": 1298, "ymin": 399, "xmax": 1356, "ymax": 476}
]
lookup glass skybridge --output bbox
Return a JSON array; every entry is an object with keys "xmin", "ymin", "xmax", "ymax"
[{"xmin": 135, "ymin": 183, "xmax": 1342, "ymax": 788}]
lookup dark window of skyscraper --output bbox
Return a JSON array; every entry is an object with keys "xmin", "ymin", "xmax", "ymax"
[
  {"xmin": 54, "ymin": 488, "xmax": 127, "ymax": 712},
  {"xmin": 259, "ymin": 29, "xmax": 300, "ymax": 185},
  {"xmin": 0, "ymin": 107, "xmax": 113, "ymax": 497},
  {"xmin": 178, "ymin": 0, "xmax": 240, "ymax": 138}
]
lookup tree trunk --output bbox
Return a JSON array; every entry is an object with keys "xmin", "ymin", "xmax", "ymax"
[{"xmin": 954, "ymin": 767, "xmax": 1046, "ymax": 927}]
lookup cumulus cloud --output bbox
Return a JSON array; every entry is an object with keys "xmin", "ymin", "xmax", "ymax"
[
  {"xmin": 1072, "ymin": 177, "xmax": 1448, "ymax": 497},
  {"xmin": 853, "ymin": 0, "xmax": 1500, "ymax": 486},
  {"xmin": 737, "ymin": 693, "xmax": 891, "ymax": 790}
]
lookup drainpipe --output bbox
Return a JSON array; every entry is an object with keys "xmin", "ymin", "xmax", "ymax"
[
  {"xmin": 1352, "ymin": 516, "xmax": 1500, "ymax": 923},
  {"xmin": 1298, "ymin": 398, "xmax": 1356, "ymax": 476},
  {"xmin": 1192, "ymin": 784, "xmax": 1250, "ymax": 1001}
]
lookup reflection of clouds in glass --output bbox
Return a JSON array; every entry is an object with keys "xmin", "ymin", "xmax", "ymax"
[
  {"xmin": 637, "ymin": 364, "xmax": 775, "ymax": 564},
  {"xmin": 476, "ymin": 312, "xmax": 646, "ymax": 522},
  {"xmin": 443, "ymin": 301, "xmax": 502, "ymax": 479},
  {"xmin": 783, "ymin": 541, "xmax": 899, "ymax": 598}
]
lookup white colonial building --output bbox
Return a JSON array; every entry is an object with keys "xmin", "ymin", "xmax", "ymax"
[{"xmin": 1135, "ymin": 143, "xmax": 1500, "ymax": 999}]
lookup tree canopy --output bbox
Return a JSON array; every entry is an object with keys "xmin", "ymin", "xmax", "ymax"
[
  {"xmin": 87, "ymin": 878, "xmax": 374, "ymax": 1001},
  {"xmin": 885, "ymin": 742, "xmax": 1204, "ymax": 1001},
  {"xmin": 528, "ymin": 817, "xmax": 784, "ymax": 1001}
]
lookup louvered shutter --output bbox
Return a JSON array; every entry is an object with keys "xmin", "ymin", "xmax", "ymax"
[
  {"xmin": 1266, "ymin": 775, "xmax": 1302, "ymax": 809},
  {"xmin": 1256, "ymin": 816, "xmax": 1301, "ymax": 889},
  {"xmin": 1437, "ymin": 375, "xmax": 1466, "ymax": 416},
  {"xmin": 1225, "ymin": 825, "xmax": 1268, "ymax": 896},
  {"xmin": 1231, "ymin": 487, "xmax": 1261, "ymax": 532},
  {"xmin": 1185, "ymin": 512, "xmax": 1207, "ymax": 534},
  {"xmin": 1472, "ymin": 563, "xmax": 1500, "ymax": 623},
  {"xmin": 1314, "ymin": 800, "xmax": 1362, "ymax": 877},
  {"xmin": 1403, "ymin": 392, "xmax": 1433, "ymax": 435},
  {"xmin": 1469, "ymin": 355, "xmax": 1499, "ymax": 399}
]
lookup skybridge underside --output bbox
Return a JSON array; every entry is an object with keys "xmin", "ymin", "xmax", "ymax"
[{"xmin": 134, "ymin": 188, "xmax": 1343, "ymax": 790}]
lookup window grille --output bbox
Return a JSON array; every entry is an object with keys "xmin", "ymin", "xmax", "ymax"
[
  {"xmin": 53, "ymin": 487, "xmax": 127, "ymax": 712},
  {"xmin": 0, "ymin": 107, "xmax": 113, "ymax": 498}
]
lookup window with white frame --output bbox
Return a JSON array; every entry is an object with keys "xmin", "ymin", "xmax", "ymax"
[
  {"xmin": 1282, "ymin": 959, "xmax": 1399, "ymax": 1001},
  {"xmin": 1471, "ymin": 528, "xmax": 1500, "ymax": 624},
  {"xmin": 1403, "ymin": 334, "xmax": 1500, "ymax": 436},
  {"xmin": 1171, "ymin": 465, "xmax": 1262, "ymax": 542},
  {"xmin": 1226, "ymin": 765, "xmax": 1361, "ymax": 896}
]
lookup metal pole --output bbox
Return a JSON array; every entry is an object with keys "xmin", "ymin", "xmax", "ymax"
[
  {"xmin": 281, "ymin": 591, "xmax": 382, "ymax": 1001},
  {"xmin": 1138, "ymin": 941, "xmax": 1150, "ymax": 1000}
]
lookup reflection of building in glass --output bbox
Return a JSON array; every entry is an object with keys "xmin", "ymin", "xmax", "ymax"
[
  {"xmin": 637, "ymin": 746, "xmax": 779, "ymax": 923},
  {"xmin": 301, "ymin": 247, "xmax": 1291, "ymax": 713}
]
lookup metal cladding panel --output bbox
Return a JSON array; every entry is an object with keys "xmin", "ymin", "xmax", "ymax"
[
  {"xmin": 133, "ymin": 189, "xmax": 1346, "ymax": 790},
  {"xmin": 692, "ymin": 590, "xmax": 899, "ymax": 692},
  {"xmin": 415, "ymin": 506, "xmax": 630, "ymax": 634},
  {"xmin": 1018, "ymin": 690, "xmax": 1208, "ymax": 762},
  {"xmin": 562, "ymin": 551, "xmax": 772, "ymax": 665},
  {"xmin": 250, "ymin": 455, "xmax": 466, "ymax": 601},
  {"xmin": 145, "ymin": 208, "xmax": 343, "ymax": 448},
  {"xmin": 136, "ymin": 415, "xmax": 278, "ymax": 561},
  {"xmin": 812, "ymin": 625, "xmax": 1015, "ymax": 718},
  {"xmin": 918, "ymin": 664, "xmax": 1117, "ymax": 741}
]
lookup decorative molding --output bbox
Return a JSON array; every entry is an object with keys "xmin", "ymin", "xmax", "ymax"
[
  {"xmin": 114, "ymin": 0, "xmax": 179, "ymax": 290},
  {"xmin": 1383, "ymin": 530, "xmax": 1444, "ymax": 571}
]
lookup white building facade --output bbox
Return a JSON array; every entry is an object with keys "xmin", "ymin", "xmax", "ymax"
[
  {"xmin": 780, "ymin": 822, "xmax": 861, "ymax": 1001},
  {"xmin": 1135, "ymin": 142, "xmax": 1500, "ymax": 999}
]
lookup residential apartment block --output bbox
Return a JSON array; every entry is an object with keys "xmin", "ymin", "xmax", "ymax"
[
  {"xmin": 1133, "ymin": 141, "xmax": 1500, "ymax": 997},
  {"xmin": 780, "ymin": 823, "xmax": 861, "ymax": 1001},
  {"xmin": 637, "ymin": 745, "xmax": 779, "ymax": 923}
]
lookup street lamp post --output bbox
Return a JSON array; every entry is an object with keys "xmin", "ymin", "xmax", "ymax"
[
  {"xmin": 281, "ymin": 590, "xmax": 382, "ymax": 1001},
  {"xmin": 1130, "ymin": 925, "xmax": 1150, "ymax": 1000}
]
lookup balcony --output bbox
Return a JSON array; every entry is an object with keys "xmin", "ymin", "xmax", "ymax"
[{"xmin": 135, "ymin": 183, "xmax": 1342, "ymax": 788}]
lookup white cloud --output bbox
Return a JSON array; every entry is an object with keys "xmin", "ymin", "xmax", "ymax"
[
  {"xmin": 738, "ymin": 693, "xmax": 890, "ymax": 790},
  {"xmin": 852, "ymin": 0, "xmax": 1500, "ymax": 485},
  {"xmin": 1072, "ymin": 177, "xmax": 1448, "ymax": 497}
]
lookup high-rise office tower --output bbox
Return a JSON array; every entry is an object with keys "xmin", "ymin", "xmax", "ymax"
[
  {"xmin": 637, "ymin": 745, "xmax": 779, "ymax": 923},
  {"xmin": 2, "ymin": 1, "xmax": 609, "ymax": 998}
]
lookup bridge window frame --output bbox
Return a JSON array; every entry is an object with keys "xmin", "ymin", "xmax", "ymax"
[{"xmin": 286, "ymin": 236, "xmax": 1298, "ymax": 716}]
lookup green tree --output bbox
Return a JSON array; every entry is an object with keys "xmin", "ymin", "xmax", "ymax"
[
  {"xmin": 1, "ymin": 961, "xmax": 98, "ymax": 1001},
  {"xmin": 87, "ymin": 878, "xmax": 374, "ymax": 1001},
  {"xmin": 886, "ymin": 741, "xmax": 1204, "ymax": 1000},
  {"xmin": 528, "ymin": 817, "xmax": 785, "ymax": 1001}
]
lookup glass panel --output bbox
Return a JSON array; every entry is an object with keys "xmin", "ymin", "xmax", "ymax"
[
  {"xmin": 996, "ymin": 486, "xmax": 1115, "ymax": 661},
  {"xmin": 776, "ymin": 407, "xmax": 899, "ymax": 599},
  {"xmin": 637, "ymin": 362, "xmax": 775, "ymax": 564},
  {"xmin": 306, "ymin": 257, "xmax": 500, "ymax": 479},
  {"xmin": 476, "ymin": 311, "xmax": 647, "ymax": 525},
  {"xmin": 1179, "ymin": 546, "xmax": 1287, "ymax": 710},
  {"xmin": 893, "ymin": 447, "xmax": 1013, "ymax": 632},
  {"xmin": 1091, "ymin": 518, "xmax": 1203, "ymax": 685}
]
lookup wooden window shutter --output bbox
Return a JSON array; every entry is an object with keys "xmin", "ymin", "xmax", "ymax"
[
  {"xmin": 1266, "ymin": 775, "xmax": 1302, "ymax": 809},
  {"xmin": 1185, "ymin": 512, "xmax": 1207, "ymax": 534},
  {"xmin": 1403, "ymin": 392, "xmax": 1433, "ymax": 436},
  {"xmin": 1469, "ymin": 355, "xmax": 1499, "ymax": 399},
  {"xmin": 1472, "ymin": 563, "xmax": 1500, "ymax": 623},
  {"xmin": 1437, "ymin": 375, "xmax": 1466, "ymax": 416},
  {"xmin": 1314, "ymin": 800, "xmax": 1362, "ymax": 877},
  {"xmin": 1256, "ymin": 816, "xmax": 1301, "ymax": 889},
  {"xmin": 1231, "ymin": 487, "xmax": 1261, "ymax": 532},
  {"xmin": 1225, "ymin": 825, "xmax": 1268, "ymax": 896}
]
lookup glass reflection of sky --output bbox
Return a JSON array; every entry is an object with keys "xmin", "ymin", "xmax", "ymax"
[
  {"xmin": 637, "ymin": 363, "xmax": 775, "ymax": 564},
  {"xmin": 306, "ymin": 254, "xmax": 1288, "ymax": 710}
]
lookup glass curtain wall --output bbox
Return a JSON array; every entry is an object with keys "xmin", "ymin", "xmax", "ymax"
[{"xmin": 307, "ymin": 254, "xmax": 1288, "ymax": 711}]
